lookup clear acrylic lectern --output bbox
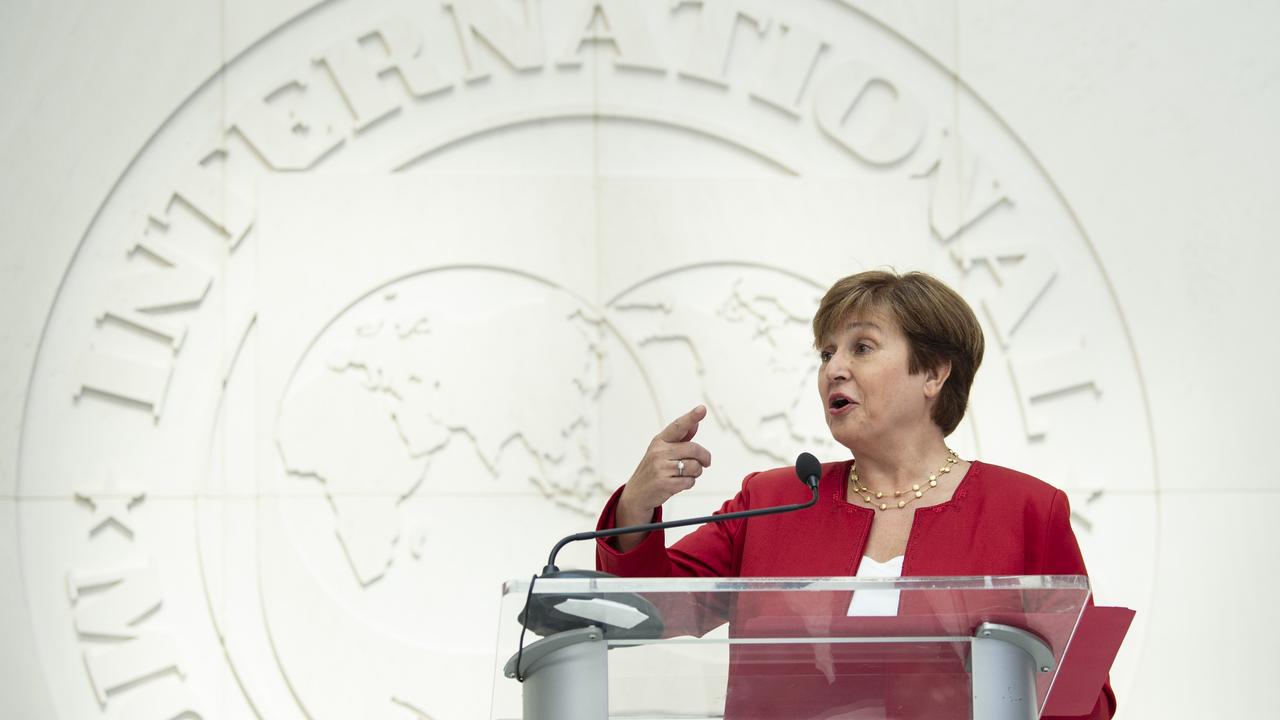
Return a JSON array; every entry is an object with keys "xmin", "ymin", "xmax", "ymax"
[{"xmin": 491, "ymin": 575, "xmax": 1116, "ymax": 720}]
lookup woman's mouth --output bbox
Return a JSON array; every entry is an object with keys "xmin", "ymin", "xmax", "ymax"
[{"xmin": 828, "ymin": 394, "xmax": 856, "ymax": 415}]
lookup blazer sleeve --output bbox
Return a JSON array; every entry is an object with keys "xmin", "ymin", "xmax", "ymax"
[
  {"xmin": 1038, "ymin": 490, "xmax": 1118, "ymax": 720},
  {"xmin": 595, "ymin": 473, "xmax": 757, "ymax": 578},
  {"xmin": 594, "ymin": 476, "xmax": 760, "ymax": 638}
]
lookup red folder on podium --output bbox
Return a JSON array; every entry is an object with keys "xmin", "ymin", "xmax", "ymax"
[{"xmin": 1042, "ymin": 605, "xmax": 1135, "ymax": 715}]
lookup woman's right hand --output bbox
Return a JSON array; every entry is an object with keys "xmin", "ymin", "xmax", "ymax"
[{"xmin": 616, "ymin": 405, "xmax": 714, "ymax": 532}]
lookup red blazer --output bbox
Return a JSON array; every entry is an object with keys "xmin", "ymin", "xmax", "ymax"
[{"xmin": 596, "ymin": 460, "xmax": 1115, "ymax": 720}]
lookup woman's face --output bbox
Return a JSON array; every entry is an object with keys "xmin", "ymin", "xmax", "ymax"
[{"xmin": 817, "ymin": 308, "xmax": 937, "ymax": 452}]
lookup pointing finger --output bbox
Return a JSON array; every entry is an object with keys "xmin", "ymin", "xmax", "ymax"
[{"xmin": 658, "ymin": 405, "xmax": 707, "ymax": 443}]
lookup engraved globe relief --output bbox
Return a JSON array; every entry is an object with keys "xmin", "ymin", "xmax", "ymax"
[
  {"xmin": 272, "ymin": 267, "xmax": 655, "ymax": 588},
  {"xmin": 606, "ymin": 266, "xmax": 842, "ymax": 469},
  {"xmin": 275, "ymin": 263, "xmax": 858, "ymax": 595},
  {"xmin": 13, "ymin": 0, "xmax": 1158, "ymax": 717}
]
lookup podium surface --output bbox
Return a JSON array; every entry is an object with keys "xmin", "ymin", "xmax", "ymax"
[{"xmin": 492, "ymin": 575, "xmax": 1115, "ymax": 720}]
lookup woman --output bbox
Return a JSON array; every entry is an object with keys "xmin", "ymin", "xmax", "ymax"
[{"xmin": 595, "ymin": 270, "xmax": 1114, "ymax": 719}]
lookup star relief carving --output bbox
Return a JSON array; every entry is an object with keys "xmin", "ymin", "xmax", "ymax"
[{"xmin": 74, "ymin": 472, "xmax": 146, "ymax": 538}]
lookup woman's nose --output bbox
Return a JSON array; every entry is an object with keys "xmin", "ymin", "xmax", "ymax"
[{"xmin": 824, "ymin": 350, "xmax": 850, "ymax": 382}]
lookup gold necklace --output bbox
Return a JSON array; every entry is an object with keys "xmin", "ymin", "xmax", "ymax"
[{"xmin": 849, "ymin": 449, "xmax": 960, "ymax": 511}]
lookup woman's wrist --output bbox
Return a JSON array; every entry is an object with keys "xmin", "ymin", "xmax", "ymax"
[{"xmin": 616, "ymin": 487, "xmax": 656, "ymax": 528}]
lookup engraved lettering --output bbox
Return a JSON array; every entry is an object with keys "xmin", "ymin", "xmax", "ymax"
[
  {"xmin": 68, "ymin": 561, "xmax": 163, "ymax": 639},
  {"xmin": 918, "ymin": 132, "xmax": 1009, "ymax": 243},
  {"xmin": 115, "ymin": 679, "xmax": 204, "ymax": 720},
  {"xmin": 82, "ymin": 634, "xmax": 183, "ymax": 707},
  {"xmin": 75, "ymin": 350, "xmax": 173, "ymax": 420},
  {"xmin": 1008, "ymin": 340, "xmax": 1101, "ymax": 439},
  {"xmin": 814, "ymin": 60, "xmax": 926, "ymax": 166},
  {"xmin": 152, "ymin": 149, "xmax": 253, "ymax": 249},
  {"xmin": 99, "ymin": 237, "xmax": 211, "ymax": 350},
  {"xmin": 316, "ymin": 20, "xmax": 453, "ymax": 131},
  {"xmin": 556, "ymin": 0, "xmax": 665, "ymax": 71},
  {"xmin": 749, "ymin": 21, "xmax": 827, "ymax": 117},
  {"xmin": 953, "ymin": 241, "xmax": 1057, "ymax": 347},
  {"xmin": 230, "ymin": 76, "xmax": 345, "ymax": 171},
  {"xmin": 443, "ymin": 0, "xmax": 545, "ymax": 81},
  {"xmin": 676, "ymin": 0, "xmax": 770, "ymax": 87},
  {"xmin": 68, "ymin": 561, "xmax": 183, "ymax": 707}
]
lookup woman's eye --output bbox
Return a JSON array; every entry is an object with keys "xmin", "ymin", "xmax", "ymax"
[
  {"xmin": 854, "ymin": 342, "xmax": 872, "ymax": 354},
  {"xmin": 819, "ymin": 350, "xmax": 833, "ymax": 362}
]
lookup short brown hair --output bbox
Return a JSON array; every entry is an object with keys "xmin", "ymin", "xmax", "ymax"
[{"xmin": 812, "ymin": 270, "xmax": 984, "ymax": 435}]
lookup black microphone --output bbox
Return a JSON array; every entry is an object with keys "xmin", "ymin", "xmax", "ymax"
[{"xmin": 541, "ymin": 452, "xmax": 824, "ymax": 576}]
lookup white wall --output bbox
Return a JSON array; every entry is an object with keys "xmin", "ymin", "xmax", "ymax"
[{"xmin": 2, "ymin": 1, "xmax": 1277, "ymax": 717}]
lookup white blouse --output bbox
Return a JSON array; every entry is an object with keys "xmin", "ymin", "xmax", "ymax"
[{"xmin": 846, "ymin": 555, "xmax": 904, "ymax": 617}]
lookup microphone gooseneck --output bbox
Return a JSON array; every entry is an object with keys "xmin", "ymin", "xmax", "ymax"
[
  {"xmin": 542, "ymin": 452, "xmax": 824, "ymax": 575},
  {"xmin": 515, "ymin": 452, "xmax": 826, "ymax": 682}
]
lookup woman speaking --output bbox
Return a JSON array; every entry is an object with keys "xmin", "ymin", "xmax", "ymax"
[{"xmin": 594, "ymin": 270, "xmax": 1114, "ymax": 719}]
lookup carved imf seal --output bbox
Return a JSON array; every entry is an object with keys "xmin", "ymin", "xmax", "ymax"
[{"xmin": 16, "ymin": 1, "xmax": 1155, "ymax": 717}]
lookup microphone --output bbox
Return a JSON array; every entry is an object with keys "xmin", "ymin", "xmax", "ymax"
[
  {"xmin": 541, "ymin": 452, "xmax": 824, "ymax": 576},
  {"xmin": 510, "ymin": 453, "xmax": 825, "ymax": 681}
]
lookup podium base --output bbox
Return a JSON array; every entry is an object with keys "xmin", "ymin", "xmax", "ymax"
[
  {"xmin": 972, "ymin": 622, "xmax": 1055, "ymax": 720},
  {"xmin": 504, "ymin": 626, "xmax": 608, "ymax": 720}
]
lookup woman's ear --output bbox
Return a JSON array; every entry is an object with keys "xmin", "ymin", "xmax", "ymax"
[{"xmin": 923, "ymin": 360, "xmax": 952, "ymax": 399}]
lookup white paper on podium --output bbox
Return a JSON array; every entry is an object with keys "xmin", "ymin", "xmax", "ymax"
[{"xmin": 553, "ymin": 598, "xmax": 649, "ymax": 629}]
